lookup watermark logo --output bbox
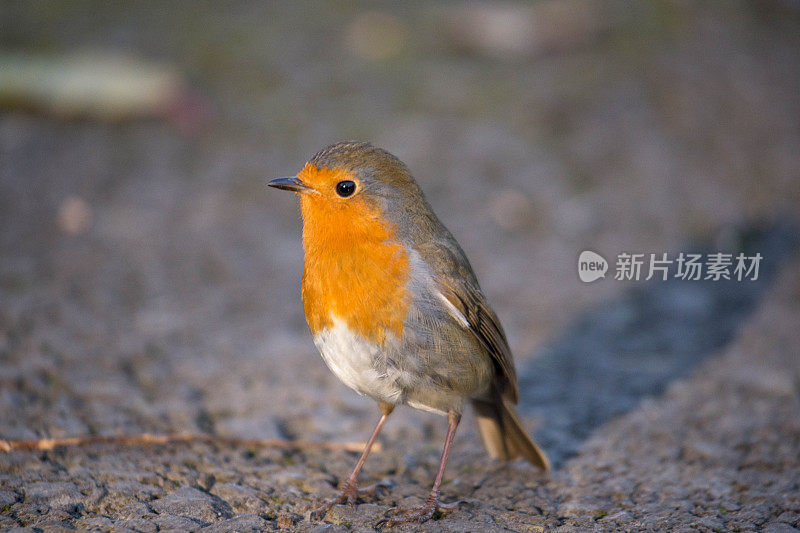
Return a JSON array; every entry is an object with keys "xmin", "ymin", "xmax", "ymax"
[
  {"xmin": 578, "ymin": 250, "xmax": 608, "ymax": 283},
  {"xmin": 579, "ymin": 250, "xmax": 763, "ymax": 283}
]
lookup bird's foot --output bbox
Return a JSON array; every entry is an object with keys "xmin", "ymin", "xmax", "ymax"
[
  {"xmin": 376, "ymin": 496, "xmax": 468, "ymax": 528},
  {"xmin": 310, "ymin": 480, "xmax": 392, "ymax": 520}
]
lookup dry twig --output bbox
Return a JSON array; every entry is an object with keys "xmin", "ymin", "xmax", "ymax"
[{"xmin": 0, "ymin": 433, "xmax": 377, "ymax": 454}]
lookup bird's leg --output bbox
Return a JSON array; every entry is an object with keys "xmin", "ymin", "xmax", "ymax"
[
  {"xmin": 310, "ymin": 402, "xmax": 394, "ymax": 520},
  {"xmin": 378, "ymin": 411, "xmax": 464, "ymax": 527}
]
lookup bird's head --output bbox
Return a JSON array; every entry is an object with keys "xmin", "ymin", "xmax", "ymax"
[{"xmin": 269, "ymin": 141, "xmax": 427, "ymax": 214}]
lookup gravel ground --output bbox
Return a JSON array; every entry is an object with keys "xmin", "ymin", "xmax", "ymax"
[{"xmin": 1, "ymin": 2, "xmax": 799, "ymax": 531}]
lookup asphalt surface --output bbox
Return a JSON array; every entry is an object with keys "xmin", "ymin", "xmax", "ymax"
[{"xmin": 1, "ymin": 2, "xmax": 799, "ymax": 531}]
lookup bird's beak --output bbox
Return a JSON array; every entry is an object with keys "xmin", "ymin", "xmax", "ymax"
[{"xmin": 267, "ymin": 176, "xmax": 313, "ymax": 194}]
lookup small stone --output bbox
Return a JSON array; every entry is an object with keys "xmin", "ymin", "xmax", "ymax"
[
  {"xmin": 276, "ymin": 513, "xmax": 294, "ymax": 529},
  {"xmin": 605, "ymin": 510, "xmax": 634, "ymax": 521}
]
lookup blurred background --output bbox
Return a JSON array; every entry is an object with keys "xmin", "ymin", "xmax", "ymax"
[{"xmin": 1, "ymin": 1, "xmax": 799, "ymax": 529}]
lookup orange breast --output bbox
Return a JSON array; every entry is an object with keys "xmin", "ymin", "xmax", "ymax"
[{"xmin": 300, "ymin": 187, "xmax": 410, "ymax": 345}]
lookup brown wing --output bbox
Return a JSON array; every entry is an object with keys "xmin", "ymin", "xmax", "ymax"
[
  {"xmin": 406, "ymin": 205, "xmax": 520, "ymax": 404},
  {"xmin": 437, "ymin": 279, "xmax": 519, "ymax": 404}
]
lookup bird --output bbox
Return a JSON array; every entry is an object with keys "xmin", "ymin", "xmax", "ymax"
[{"xmin": 268, "ymin": 141, "xmax": 549, "ymax": 526}]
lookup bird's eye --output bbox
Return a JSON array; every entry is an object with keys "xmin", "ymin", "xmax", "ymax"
[{"xmin": 335, "ymin": 180, "xmax": 356, "ymax": 197}]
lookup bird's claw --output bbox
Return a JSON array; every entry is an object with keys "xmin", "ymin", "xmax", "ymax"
[
  {"xmin": 376, "ymin": 498, "xmax": 469, "ymax": 528},
  {"xmin": 309, "ymin": 480, "xmax": 393, "ymax": 520}
]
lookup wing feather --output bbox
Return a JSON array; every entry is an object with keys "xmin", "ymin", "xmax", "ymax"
[
  {"xmin": 437, "ymin": 281, "xmax": 519, "ymax": 404},
  {"xmin": 411, "ymin": 220, "xmax": 520, "ymax": 404}
]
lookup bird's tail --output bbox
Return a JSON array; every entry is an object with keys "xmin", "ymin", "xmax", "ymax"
[{"xmin": 471, "ymin": 397, "xmax": 550, "ymax": 471}]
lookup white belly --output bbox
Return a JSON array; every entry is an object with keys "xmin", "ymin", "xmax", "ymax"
[{"xmin": 312, "ymin": 318, "xmax": 404, "ymax": 404}]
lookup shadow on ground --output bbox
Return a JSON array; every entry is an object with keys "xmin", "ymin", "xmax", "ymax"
[{"xmin": 520, "ymin": 221, "xmax": 799, "ymax": 467}]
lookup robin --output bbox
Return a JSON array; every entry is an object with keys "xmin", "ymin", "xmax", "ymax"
[{"xmin": 268, "ymin": 141, "xmax": 549, "ymax": 526}]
